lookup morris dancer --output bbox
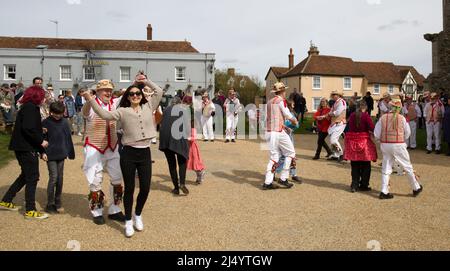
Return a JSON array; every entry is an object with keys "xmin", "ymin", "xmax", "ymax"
[
  {"xmin": 201, "ymin": 92, "xmax": 215, "ymax": 142},
  {"xmin": 327, "ymin": 90, "xmax": 347, "ymax": 162},
  {"xmin": 402, "ymin": 95, "xmax": 421, "ymax": 150},
  {"xmin": 224, "ymin": 89, "xmax": 241, "ymax": 143},
  {"xmin": 82, "ymin": 79, "xmax": 125, "ymax": 225},
  {"xmin": 423, "ymin": 93, "xmax": 445, "ymax": 154},
  {"xmin": 374, "ymin": 98, "xmax": 423, "ymax": 200},
  {"xmin": 263, "ymin": 82, "xmax": 298, "ymax": 190}
]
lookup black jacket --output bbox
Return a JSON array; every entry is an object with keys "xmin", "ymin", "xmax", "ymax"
[
  {"xmin": 159, "ymin": 104, "xmax": 190, "ymax": 159},
  {"xmin": 9, "ymin": 102, "xmax": 45, "ymax": 153},
  {"xmin": 42, "ymin": 117, "xmax": 75, "ymax": 161}
]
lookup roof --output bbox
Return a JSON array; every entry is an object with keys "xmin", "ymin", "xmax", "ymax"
[
  {"xmin": 282, "ymin": 55, "xmax": 364, "ymax": 78},
  {"xmin": 355, "ymin": 62, "xmax": 403, "ymax": 85},
  {"xmin": 0, "ymin": 36, "xmax": 199, "ymax": 53},
  {"xmin": 395, "ymin": 65, "xmax": 426, "ymax": 86},
  {"xmin": 281, "ymin": 58, "xmax": 308, "ymax": 78},
  {"xmin": 265, "ymin": 67, "xmax": 290, "ymax": 80}
]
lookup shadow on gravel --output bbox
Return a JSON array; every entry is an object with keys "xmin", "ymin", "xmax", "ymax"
[
  {"xmin": 0, "ymin": 185, "xmax": 125, "ymax": 233},
  {"xmin": 212, "ymin": 170, "xmax": 265, "ymax": 189}
]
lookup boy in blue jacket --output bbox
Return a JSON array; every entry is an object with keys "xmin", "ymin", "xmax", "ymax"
[{"xmin": 42, "ymin": 102, "xmax": 75, "ymax": 213}]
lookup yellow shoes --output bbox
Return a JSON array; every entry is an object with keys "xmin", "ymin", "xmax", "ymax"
[
  {"xmin": 24, "ymin": 210, "xmax": 49, "ymax": 220},
  {"xmin": 0, "ymin": 201, "xmax": 19, "ymax": 211}
]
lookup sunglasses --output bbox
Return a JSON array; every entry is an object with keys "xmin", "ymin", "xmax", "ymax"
[{"xmin": 129, "ymin": 92, "xmax": 142, "ymax": 97}]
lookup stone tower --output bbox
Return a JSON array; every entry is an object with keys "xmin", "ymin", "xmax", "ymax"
[{"xmin": 424, "ymin": 0, "xmax": 450, "ymax": 94}]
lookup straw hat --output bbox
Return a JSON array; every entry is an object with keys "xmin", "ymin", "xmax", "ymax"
[
  {"xmin": 389, "ymin": 98, "xmax": 402, "ymax": 108},
  {"xmin": 330, "ymin": 90, "xmax": 343, "ymax": 97},
  {"xmin": 271, "ymin": 82, "xmax": 289, "ymax": 93},
  {"xmin": 382, "ymin": 93, "xmax": 391, "ymax": 99},
  {"xmin": 96, "ymin": 79, "xmax": 114, "ymax": 91}
]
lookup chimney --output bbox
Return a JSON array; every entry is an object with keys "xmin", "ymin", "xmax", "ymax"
[
  {"xmin": 288, "ymin": 48, "xmax": 294, "ymax": 69},
  {"xmin": 227, "ymin": 68, "xmax": 235, "ymax": 77},
  {"xmin": 308, "ymin": 43, "xmax": 320, "ymax": 56},
  {"xmin": 147, "ymin": 24, "xmax": 153, "ymax": 41}
]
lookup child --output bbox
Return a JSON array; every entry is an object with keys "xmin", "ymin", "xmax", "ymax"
[
  {"xmin": 42, "ymin": 102, "xmax": 75, "ymax": 213},
  {"xmin": 275, "ymin": 100, "xmax": 302, "ymax": 183},
  {"xmin": 187, "ymin": 119, "xmax": 206, "ymax": 184}
]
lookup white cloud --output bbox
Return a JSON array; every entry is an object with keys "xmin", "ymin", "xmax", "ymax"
[
  {"xmin": 366, "ymin": 0, "xmax": 381, "ymax": 5},
  {"xmin": 66, "ymin": 0, "xmax": 81, "ymax": 5}
]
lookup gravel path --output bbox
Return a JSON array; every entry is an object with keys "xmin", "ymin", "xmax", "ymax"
[{"xmin": 0, "ymin": 134, "xmax": 449, "ymax": 251}]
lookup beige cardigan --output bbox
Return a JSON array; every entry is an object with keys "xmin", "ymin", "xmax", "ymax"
[{"xmin": 89, "ymin": 82, "xmax": 163, "ymax": 145}]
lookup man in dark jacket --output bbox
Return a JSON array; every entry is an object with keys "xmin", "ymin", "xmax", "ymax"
[{"xmin": 363, "ymin": 91, "xmax": 374, "ymax": 117}]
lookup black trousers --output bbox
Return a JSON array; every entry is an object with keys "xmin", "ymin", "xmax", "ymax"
[
  {"xmin": 2, "ymin": 151, "xmax": 40, "ymax": 211},
  {"xmin": 315, "ymin": 132, "xmax": 332, "ymax": 157},
  {"xmin": 120, "ymin": 146, "xmax": 152, "ymax": 221},
  {"xmin": 350, "ymin": 161, "xmax": 372, "ymax": 189},
  {"xmin": 163, "ymin": 150, "xmax": 187, "ymax": 189}
]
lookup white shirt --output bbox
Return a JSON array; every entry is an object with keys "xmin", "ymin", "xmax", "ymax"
[
  {"xmin": 374, "ymin": 114, "xmax": 411, "ymax": 141},
  {"xmin": 330, "ymin": 98, "xmax": 346, "ymax": 117},
  {"xmin": 423, "ymin": 102, "xmax": 445, "ymax": 119},
  {"xmin": 402, "ymin": 103, "xmax": 422, "ymax": 118},
  {"xmin": 224, "ymin": 97, "xmax": 242, "ymax": 116}
]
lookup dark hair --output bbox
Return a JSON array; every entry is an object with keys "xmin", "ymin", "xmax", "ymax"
[
  {"xmin": 58, "ymin": 95, "xmax": 64, "ymax": 99},
  {"xmin": 119, "ymin": 85, "xmax": 148, "ymax": 108},
  {"xmin": 355, "ymin": 100, "xmax": 367, "ymax": 129},
  {"xmin": 32, "ymin": 77, "xmax": 43, "ymax": 84},
  {"xmin": 21, "ymin": 86, "xmax": 45, "ymax": 105},
  {"xmin": 49, "ymin": 101, "xmax": 65, "ymax": 114},
  {"xmin": 10, "ymin": 83, "xmax": 17, "ymax": 88}
]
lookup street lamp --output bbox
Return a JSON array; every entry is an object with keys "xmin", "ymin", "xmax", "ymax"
[{"xmin": 36, "ymin": 45, "xmax": 48, "ymax": 78}]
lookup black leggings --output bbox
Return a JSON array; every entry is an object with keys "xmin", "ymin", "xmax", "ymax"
[
  {"xmin": 120, "ymin": 146, "xmax": 152, "ymax": 221},
  {"xmin": 2, "ymin": 151, "xmax": 40, "ymax": 212},
  {"xmin": 315, "ymin": 132, "xmax": 332, "ymax": 156},
  {"xmin": 351, "ymin": 161, "xmax": 371, "ymax": 189},
  {"xmin": 163, "ymin": 150, "xmax": 187, "ymax": 189}
]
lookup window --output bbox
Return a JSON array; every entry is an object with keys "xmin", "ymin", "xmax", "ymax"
[
  {"xmin": 313, "ymin": 76, "xmax": 321, "ymax": 89},
  {"xmin": 388, "ymin": 85, "xmax": 394, "ymax": 94},
  {"xmin": 373, "ymin": 84, "xmax": 380, "ymax": 95},
  {"xmin": 60, "ymin": 65, "xmax": 72, "ymax": 80},
  {"xmin": 4, "ymin": 65, "xmax": 16, "ymax": 80},
  {"xmin": 83, "ymin": 66, "xmax": 95, "ymax": 81},
  {"xmin": 175, "ymin": 67, "xmax": 186, "ymax": 81},
  {"xmin": 120, "ymin": 67, "xmax": 131, "ymax": 82},
  {"xmin": 343, "ymin": 77, "xmax": 352, "ymax": 90},
  {"xmin": 312, "ymin": 98, "xmax": 322, "ymax": 111}
]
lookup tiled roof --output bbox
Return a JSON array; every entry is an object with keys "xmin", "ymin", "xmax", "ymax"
[
  {"xmin": 281, "ymin": 58, "xmax": 309, "ymax": 77},
  {"xmin": 0, "ymin": 36, "xmax": 199, "ymax": 53},
  {"xmin": 265, "ymin": 67, "xmax": 290, "ymax": 80},
  {"xmin": 356, "ymin": 62, "xmax": 404, "ymax": 85},
  {"xmin": 395, "ymin": 65, "xmax": 426, "ymax": 86},
  {"xmin": 282, "ymin": 55, "xmax": 364, "ymax": 77}
]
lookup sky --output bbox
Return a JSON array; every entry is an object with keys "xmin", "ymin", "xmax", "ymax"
[{"xmin": 0, "ymin": 0, "xmax": 443, "ymax": 81}]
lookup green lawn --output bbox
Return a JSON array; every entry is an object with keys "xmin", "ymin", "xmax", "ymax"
[{"xmin": 0, "ymin": 132, "xmax": 14, "ymax": 169}]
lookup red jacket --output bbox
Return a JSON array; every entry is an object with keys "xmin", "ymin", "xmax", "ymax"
[{"xmin": 314, "ymin": 108, "xmax": 331, "ymax": 133}]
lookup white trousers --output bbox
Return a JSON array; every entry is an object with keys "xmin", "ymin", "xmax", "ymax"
[
  {"xmin": 83, "ymin": 145, "xmax": 123, "ymax": 216},
  {"xmin": 426, "ymin": 122, "xmax": 442, "ymax": 151},
  {"xmin": 380, "ymin": 143, "xmax": 421, "ymax": 194},
  {"xmin": 265, "ymin": 131, "xmax": 296, "ymax": 184},
  {"xmin": 407, "ymin": 121, "xmax": 417, "ymax": 148},
  {"xmin": 226, "ymin": 114, "xmax": 239, "ymax": 140},
  {"xmin": 201, "ymin": 115, "xmax": 214, "ymax": 140},
  {"xmin": 328, "ymin": 123, "xmax": 346, "ymax": 158}
]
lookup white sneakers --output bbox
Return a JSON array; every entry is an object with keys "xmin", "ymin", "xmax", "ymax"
[
  {"xmin": 124, "ymin": 215, "xmax": 144, "ymax": 238},
  {"xmin": 125, "ymin": 220, "xmax": 135, "ymax": 238},
  {"xmin": 134, "ymin": 215, "xmax": 144, "ymax": 232}
]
